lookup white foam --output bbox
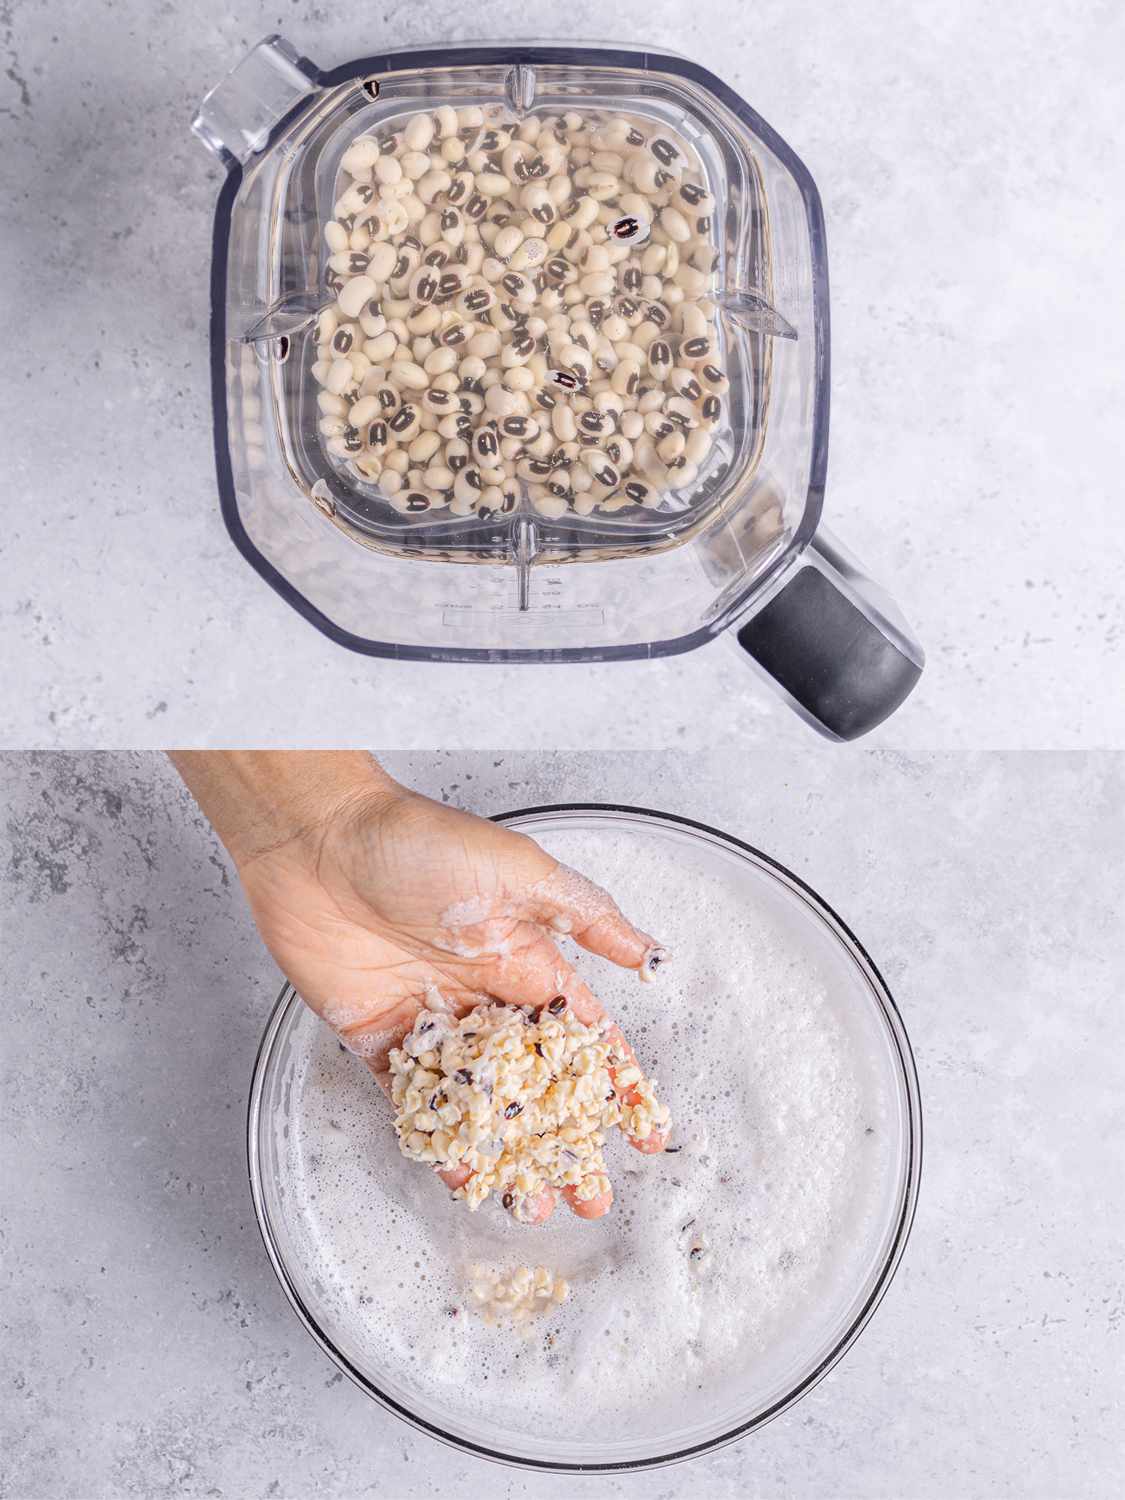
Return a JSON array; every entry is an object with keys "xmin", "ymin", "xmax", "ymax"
[{"xmin": 273, "ymin": 823, "xmax": 904, "ymax": 1451}]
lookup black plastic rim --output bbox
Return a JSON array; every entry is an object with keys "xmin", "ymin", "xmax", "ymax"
[
  {"xmin": 246, "ymin": 802, "xmax": 921, "ymax": 1473},
  {"xmin": 208, "ymin": 45, "xmax": 830, "ymax": 662}
]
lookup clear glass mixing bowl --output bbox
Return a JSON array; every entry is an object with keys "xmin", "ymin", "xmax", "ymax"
[{"xmin": 247, "ymin": 805, "xmax": 922, "ymax": 1472}]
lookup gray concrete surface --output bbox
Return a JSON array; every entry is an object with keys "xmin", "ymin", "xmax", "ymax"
[
  {"xmin": 1, "ymin": 0, "xmax": 1123, "ymax": 750},
  {"xmin": 2, "ymin": 749, "xmax": 1123, "ymax": 1498}
]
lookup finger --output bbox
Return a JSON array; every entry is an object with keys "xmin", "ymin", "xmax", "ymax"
[
  {"xmin": 604, "ymin": 1022, "xmax": 670, "ymax": 1155},
  {"xmin": 562, "ymin": 1183, "xmax": 614, "ymax": 1219},
  {"xmin": 525, "ymin": 863, "xmax": 668, "ymax": 976},
  {"xmin": 512, "ymin": 1186, "xmax": 558, "ymax": 1225}
]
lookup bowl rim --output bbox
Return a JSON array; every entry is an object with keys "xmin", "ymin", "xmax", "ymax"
[{"xmin": 246, "ymin": 801, "xmax": 922, "ymax": 1473}]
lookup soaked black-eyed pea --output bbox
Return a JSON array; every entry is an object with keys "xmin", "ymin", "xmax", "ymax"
[
  {"xmin": 700, "ymin": 394, "xmax": 722, "ymax": 426},
  {"xmin": 644, "ymin": 410, "xmax": 676, "ymax": 440},
  {"xmin": 438, "ymin": 269, "xmax": 466, "ymax": 301},
  {"xmin": 445, "ymin": 439, "xmax": 470, "ymax": 472},
  {"xmin": 409, "ymin": 267, "xmax": 441, "ymax": 304},
  {"xmin": 375, "ymin": 385, "xmax": 401, "ymax": 414},
  {"xmin": 681, "ymin": 335, "xmax": 713, "ymax": 362},
  {"xmin": 473, "ymin": 427, "xmax": 501, "ymax": 462},
  {"xmin": 439, "ymin": 320, "xmax": 469, "ymax": 349},
  {"xmin": 422, "ymin": 389, "xmax": 456, "ymax": 414},
  {"xmin": 499, "ymin": 414, "xmax": 536, "ymax": 440},
  {"xmin": 700, "ymin": 362, "xmax": 730, "ymax": 393},
  {"xmin": 547, "ymin": 472, "xmax": 572, "ymax": 499},
  {"xmin": 331, "ymin": 325, "xmax": 356, "ymax": 355},
  {"xmin": 389, "ymin": 404, "xmax": 419, "ymax": 437},
  {"xmin": 404, "ymin": 492, "xmax": 432, "ymax": 512},
  {"xmin": 644, "ymin": 301, "xmax": 671, "ymax": 329},
  {"xmin": 647, "ymin": 340, "xmax": 673, "ymax": 377},
  {"xmin": 342, "ymin": 426, "xmax": 363, "ymax": 453},
  {"xmin": 581, "ymin": 451, "xmax": 619, "ymax": 489},
  {"xmin": 501, "ymin": 271, "xmax": 531, "ymax": 300},
  {"xmin": 623, "ymin": 478, "xmax": 653, "ymax": 505},
  {"xmin": 464, "ymin": 192, "xmax": 489, "ymax": 221},
  {"xmin": 577, "ymin": 409, "xmax": 609, "ymax": 437},
  {"xmin": 670, "ymin": 366, "xmax": 703, "ymax": 402}
]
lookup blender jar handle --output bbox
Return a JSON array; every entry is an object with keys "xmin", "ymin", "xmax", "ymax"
[
  {"xmin": 735, "ymin": 529, "xmax": 924, "ymax": 741},
  {"xmin": 192, "ymin": 34, "xmax": 317, "ymax": 166}
]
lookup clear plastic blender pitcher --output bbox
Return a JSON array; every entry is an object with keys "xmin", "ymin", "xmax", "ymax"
[{"xmin": 194, "ymin": 36, "xmax": 924, "ymax": 740}]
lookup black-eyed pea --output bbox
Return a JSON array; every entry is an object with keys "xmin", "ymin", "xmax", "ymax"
[
  {"xmin": 478, "ymin": 463, "xmax": 506, "ymax": 487},
  {"xmin": 517, "ymin": 456, "xmax": 554, "ymax": 483},
  {"xmin": 425, "ymin": 462, "xmax": 455, "ymax": 492},
  {"xmin": 533, "ymin": 492, "xmax": 569, "ymax": 518},
  {"xmin": 666, "ymin": 394, "xmax": 700, "ymax": 429},
  {"xmin": 669, "ymin": 366, "xmax": 703, "ymax": 402},
  {"xmin": 580, "ymin": 449, "xmax": 619, "ymax": 489},
  {"xmin": 446, "ymin": 169, "xmax": 473, "ymax": 207},
  {"xmin": 408, "ymin": 265, "xmax": 441, "ymax": 304},
  {"xmin": 468, "ymin": 328, "xmax": 502, "ymax": 360},
  {"xmin": 680, "ymin": 334, "xmax": 713, "ymax": 365},
  {"xmin": 349, "ymin": 394, "xmax": 380, "ymax": 429},
  {"xmin": 620, "ymin": 409, "xmax": 645, "ymax": 441},
  {"xmin": 659, "ymin": 205, "xmax": 691, "ymax": 243},
  {"xmin": 526, "ymin": 429, "xmax": 554, "ymax": 458},
  {"xmin": 477, "ymin": 171, "xmax": 511, "ymax": 198},
  {"xmin": 363, "ymin": 330, "xmax": 398, "ymax": 363},
  {"xmin": 380, "ymin": 469, "xmax": 404, "ymax": 496},
  {"xmin": 452, "ymin": 464, "xmax": 484, "ymax": 504},
  {"xmin": 699, "ymin": 393, "xmax": 722, "ymax": 429},
  {"xmin": 324, "ymin": 220, "xmax": 350, "ymax": 253},
  {"xmin": 605, "ymin": 434, "xmax": 634, "ymax": 470},
  {"xmin": 670, "ymin": 460, "xmax": 699, "ymax": 488},
  {"xmin": 424, "ymin": 387, "xmax": 460, "ymax": 416},
  {"xmin": 684, "ymin": 427, "xmax": 715, "ymax": 474},
  {"xmin": 359, "ymin": 303, "xmax": 387, "ymax": 338},
  {"xmin": 418, "ymin": 169, "xmax": 452, "ymax": 204},
  {"xmin": 388, "ymin": 403, "xmax": 420, "ymax": 440},
  {"xmin": 324, "ymin": 358, "xmax": 355, "ymax": 395},
  {"xmin": 499, "ymin": 413, "xmax": 538, "ymax": 442},
  {"xmin": 644, "ymin": 409, "xmax": 676, "ymax": 440},
  {"xmin": 444, "ymin": 437, "xmax": 470, "ymax": 472},
  {"xmin": 472, "ymin": 426, "xmax": 501, "ymax": 464},
  {"xmin": 700, "ymin": 362, "xmax": 730, "ymax": 394},
  {"xmin": 657, "ymin": 430, "xmax": 686, "ymax": 465},
  {"xmin": 337, "ymin": 274, "xmax": 378, "ymax": 318},
  {"xmin": 646, "ymin": 339, "xmax": 673, "ymax": 379},
  {"xmin": 318, "ymin": 415, "xmax": 346, "ymax": 437}
]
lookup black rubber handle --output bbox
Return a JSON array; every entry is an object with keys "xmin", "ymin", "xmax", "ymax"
[{"xmin": 737, "ymin": 564, "xmax": 923, "ymax": 741}]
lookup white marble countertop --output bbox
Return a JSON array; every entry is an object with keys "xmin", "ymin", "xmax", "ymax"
[
  {"xmin": 1, "ymin": 0, "xmax": 1122, "ymax": 751},
  {"xmin": 3, "ymin": 748, "xmax": 1123, "ymax": 1497}
]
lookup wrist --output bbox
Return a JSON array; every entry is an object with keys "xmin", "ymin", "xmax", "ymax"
[{"xmin": 169, "ymin": 751, "xmax": 407, "ymax": 870}]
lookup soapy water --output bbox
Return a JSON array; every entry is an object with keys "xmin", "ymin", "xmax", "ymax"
[{"xmin": 275, "ymin": 824, "xmax": 903, "ymax": 1448}]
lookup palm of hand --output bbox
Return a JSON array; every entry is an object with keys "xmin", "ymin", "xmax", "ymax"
[{"xmin": 239, "ymin": 790, "xmax": 667, "ymax": 1221}]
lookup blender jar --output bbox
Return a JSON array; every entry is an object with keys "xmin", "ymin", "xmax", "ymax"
[{"xmin": 194, "ymin": 36, "xmax": 924, "ymax": 740}]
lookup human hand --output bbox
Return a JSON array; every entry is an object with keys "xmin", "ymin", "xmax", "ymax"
[{"xmin": 171, "ymin": 753, "xmax": 668, "ymax": 1223}]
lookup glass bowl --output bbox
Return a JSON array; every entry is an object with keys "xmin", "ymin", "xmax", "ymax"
[{"xmin": 247, "ymin": 804, "xmax": 922, "ymax": 1472}]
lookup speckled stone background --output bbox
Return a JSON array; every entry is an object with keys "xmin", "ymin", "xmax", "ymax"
[
  {"xmin": 1, "ymin": 0, "xmax": 1123, "ymax": 749},
  {"xmin": 3, "ymin": 0, "xmax": 1125, "ymax": 1495},
  {"xmin": 3, "ymin": 749, "xmax": 1123, "ymax": 1497}
]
